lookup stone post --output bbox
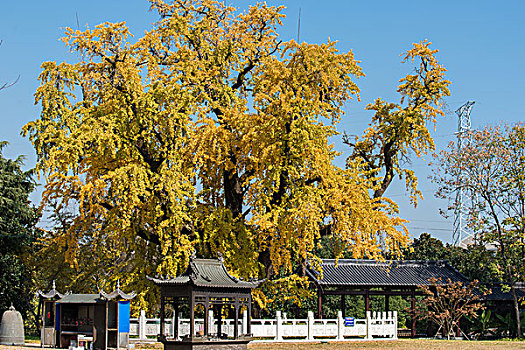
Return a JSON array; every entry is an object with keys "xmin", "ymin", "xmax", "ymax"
[
  {"xmin": 138, "ymin": 310, "xmax": 146, "ymax": 340},
  {"xmin": 208, "ymin": 310, "xmax": 214, "ymax": 336},
  {"xmin": 275, "ymin": 311, "xmax": 283, "ymax": 341},
  {"xmin": 365, "ymin": 310, "xmax": 372, "ymax": 340},
  {"xmin": 242, "ymin": 310, "xmax": 248, "ymax": 336},
  {"xmin": 393, "ymin": 311, "xmax": 398, "ymax": 340},
  {"xmin": 337, "ymin": 310, "xmax": 344, "ymax": 340},
  {"xmin": 307, "ymin": 311, "xmax": 314, "ymax": 340},
  {"xmin": 171, "ymin": 313, "xmax": 176, "ymax": 338}
]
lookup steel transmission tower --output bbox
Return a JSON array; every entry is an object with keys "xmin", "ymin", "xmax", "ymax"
[{"xmin": 453, "ymin": 101, "xmax": 475, "ymax": 245}]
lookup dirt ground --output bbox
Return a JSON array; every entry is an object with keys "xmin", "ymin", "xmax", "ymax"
[
  {"xmin": 250, "ymin": 339, "xmax": 525, "ymax": 350},
  {"xmin": 2, "ymin": 339, "xmax": 525, "ymax": 350}
]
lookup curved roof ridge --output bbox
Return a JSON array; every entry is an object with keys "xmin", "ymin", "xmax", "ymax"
[
  {"xmin": 99, "ymin": 280, "xmax": 137, "ymax": 300},
  {"xmin": 37, "ymin": 281, "xmax": 71, "ymax": 300},
  {"xmin": 321, "ymin": 258, "xmax": 450, "ymax": 264},
  {"xmin": 148, "ymin": 257, "xmax": 262, "ymax": 289}
]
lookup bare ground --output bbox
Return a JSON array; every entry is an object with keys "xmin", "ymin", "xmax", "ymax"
[{"xmin": 3, "ymin": 339, "xmax": 524, "ymax": 350}]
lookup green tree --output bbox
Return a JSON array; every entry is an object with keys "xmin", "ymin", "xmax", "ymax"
[
  {"xmin": 0, "ymin": 142, "xmax": 40, "ymax": 325},
  {"xmin": 405, "ymin": 232, "xmax": 447, "ymax": 261},
  {"xmin": 404, "ymin": 233, "xmax": 498, "ymax": 283}
]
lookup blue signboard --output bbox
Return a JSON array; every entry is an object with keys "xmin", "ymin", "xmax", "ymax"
[
  {"xmin": 55, "ymin": 304, "xmax": 60, "ymax": 331},
  {"xmin": 118, "ymin": 300, "xmax": 130, "ymax": 333},
  {"xmin": 344, "ymin": 317, "xmax": 355, "ymax": 327}
]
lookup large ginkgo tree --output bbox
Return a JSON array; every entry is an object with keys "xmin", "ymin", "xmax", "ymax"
[{"xmin": 24, "ymin": 0, "xmax": 449, "ymax": 309}]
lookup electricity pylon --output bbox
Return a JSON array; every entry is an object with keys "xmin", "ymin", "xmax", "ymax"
[{"xmin": 453, "ymin": 101, "xmax": 475, "ymax": 245}]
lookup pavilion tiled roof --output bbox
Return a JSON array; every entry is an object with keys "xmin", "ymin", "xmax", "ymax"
[
  {"xmin": 307, "ymin": 259, "xmax": 469, "ymax": 287},
  {"xmin": 148, "ymin": 258, "xmax": 261, "ymax": 289},
  {"xmin": 481, "ymin": 283, "xmax": 525, "ymax": 301},
  {"xmin": 58, "ymin": 293, "xmax": 101, "ymax": 304}
]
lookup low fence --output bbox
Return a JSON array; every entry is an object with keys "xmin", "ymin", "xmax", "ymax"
[{"xmin": 130, "ymin": 310, "xmax": 397, "ymax": 341}]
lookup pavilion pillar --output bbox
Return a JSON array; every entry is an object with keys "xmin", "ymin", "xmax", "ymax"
[
  {"xmin": 203, "ymin": 297, "xmax": 209, "ymax": 337},
  {"xmin": 160, "ymin": 288, "xmax": 165, "ymax": 339},
  {"xmin": 247, "ymin": 296, "xmax": 252, "ymax": 335},
  {"xmin": 190, "ymin": 292, "xmax": 195, "ymax": 338},
  {"xmin": 174, "ymin": 302, "xmax": 179, "ymax": 339},
  {"xmin": 317, "ymin": 289, "xmax": 323, "ymax": 319},
  {"xmin": 365, "ymin": 289, "xmax": 370, "ymax": 313},
  {"xmin": 341, "ymin": 294, "xmax": 346, "ymax": 317},
  {"xmin": 385, "ymin": 294, "xmax": 390, "ymax": 312},
  {"xmin": 411, "ymin": 288, "xmax": 416, "ymax": 338},
  {"xmin": 217, "ymin": 304, "xmax": 223, "ymax": 337},
  {"xmin": 234, "ymin": 298, "xmax": 239, "ymax": 339}
]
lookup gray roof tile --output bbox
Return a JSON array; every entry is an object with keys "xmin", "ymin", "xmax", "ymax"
[
  {"xmin": 308, "ymin": 259, "xmax": 469, "ymax": 287},
  {"xmin": 148, "ymin": 258, "xmax": 260, "ymax": 289}
]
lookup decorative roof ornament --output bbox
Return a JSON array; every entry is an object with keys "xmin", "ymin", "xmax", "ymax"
[
  {"xmin": 36, "ymin": 280, "xmax": 70, "ymax": 300},
  {"xmin": 99, "ymin": 280, "xmax": 137, "ymax": 300}
]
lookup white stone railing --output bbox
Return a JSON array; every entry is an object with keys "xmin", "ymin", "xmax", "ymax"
[{"xmin": 130, "ymin": 310, "xmax": 397, "ymax": 341}]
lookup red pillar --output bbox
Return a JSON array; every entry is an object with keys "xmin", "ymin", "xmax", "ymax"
[
  {"xmin": 411, "ymin": 289, "xmax": 416, "ymax": 338},
  {"xmin": 365, "ymin": 289, "xmax": 370, "ymax": 313},
  {"xmin": 317, "ymin": 289, "xmax": 323, "ymax": 319}
]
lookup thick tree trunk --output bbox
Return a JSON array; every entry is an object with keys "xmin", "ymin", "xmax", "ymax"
[{"xmin": 223, "ymin": 168, "xmax": 243, "ymax": 220}]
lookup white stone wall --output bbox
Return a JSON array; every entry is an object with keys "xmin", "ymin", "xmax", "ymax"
[{"xmin": 130, "ymin": 310, "xmax": 397, "ymax": 341}]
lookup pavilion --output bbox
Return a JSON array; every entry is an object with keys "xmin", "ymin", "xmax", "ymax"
[
  {"xmin": 148, "ymin": 257, "xmax": 260, "ymax": 350},
  {"xmin": 307, "ymin": 259, "xmax": 469, "ymax": 337}
]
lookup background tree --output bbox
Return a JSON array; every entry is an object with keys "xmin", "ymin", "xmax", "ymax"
[
  {"xmin": 404, "ymin": 232, "xmax": 498, "ymax": 283},
  {"xmin": 0, "ymin": 142, "xmax": 40, "ymax": 328},
  {"xmin": 418, "ymin": 277, "xmax": 486, "ymax": 340},
  {"xmin": 23, "ymin": 0, "xmax": 450, "ymax": 310},
  {"xmin": 433, "ymin": 123, "xmax": 525, "ymax": 337}
]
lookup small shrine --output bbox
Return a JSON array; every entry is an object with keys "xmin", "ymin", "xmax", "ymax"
[
  {"xmin": 38, "ymin": 281, "xmax": 136, "ymax": 350},
  {"xmin": 148, "ymin": 257, "xmax": 261, "ymax": 350}
]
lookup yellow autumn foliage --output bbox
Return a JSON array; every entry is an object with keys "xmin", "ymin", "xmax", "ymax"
[{"xmin": 21, "ymin": 0, "xmax": 450, "ymax": 312}]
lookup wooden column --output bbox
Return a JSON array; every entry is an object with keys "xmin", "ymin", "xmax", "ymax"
[
  {"xmin": 385, "ymin": 294, "xmax": 390, "ymax": 312},
  {"xmin": 341, "ymin": 294, "xmax": 346, "ymax": 317},
  {"xmin": 217, "ymin": 304, "xmax": 223, "ymax": 337},
  {"xmin": 247, "ymin": 296, "xmax": 252, "ymax": 335},
  {"xmin": 160, "ymin": 288, "xmax": 165, "ymax": 339},
  {"xmin": 203, "ymin": 297, "xmax": 208, "ymax": 337},
  {"xmin": 365, "ymin": 289, "xmax": 370, "ymax": 313},
  {"xmin": 234, "ymin": 298, "xmax": 239, "ymax": 339},
  {"xmin": 174, "ymin": 302, "xmax": 179, "ymax": 339},
  {"xmin": 317, "ymin": 289, "xmax": 323, "ymax": 319},
  {"xmin": 190, "ymin": 292, "xmax": 195, "ymax": 338},
  {"xmin": 411, "ymin": 288, "xmax": 416, "ymax": 338}
]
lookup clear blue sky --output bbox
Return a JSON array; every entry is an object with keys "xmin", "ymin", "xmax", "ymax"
[{"xmin": 1, "ymin": 0, "xmax": 524, "ymax": 242}]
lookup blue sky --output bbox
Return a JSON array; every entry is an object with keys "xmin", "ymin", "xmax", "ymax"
[{"xmin": 1, "ymin": 0, "xmax": 524, "ymax": 242}]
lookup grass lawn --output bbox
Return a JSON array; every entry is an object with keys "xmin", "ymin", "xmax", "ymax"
[{"xmin": 248, "ymin": 339, "xmax": 525, "ymax": 350}]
